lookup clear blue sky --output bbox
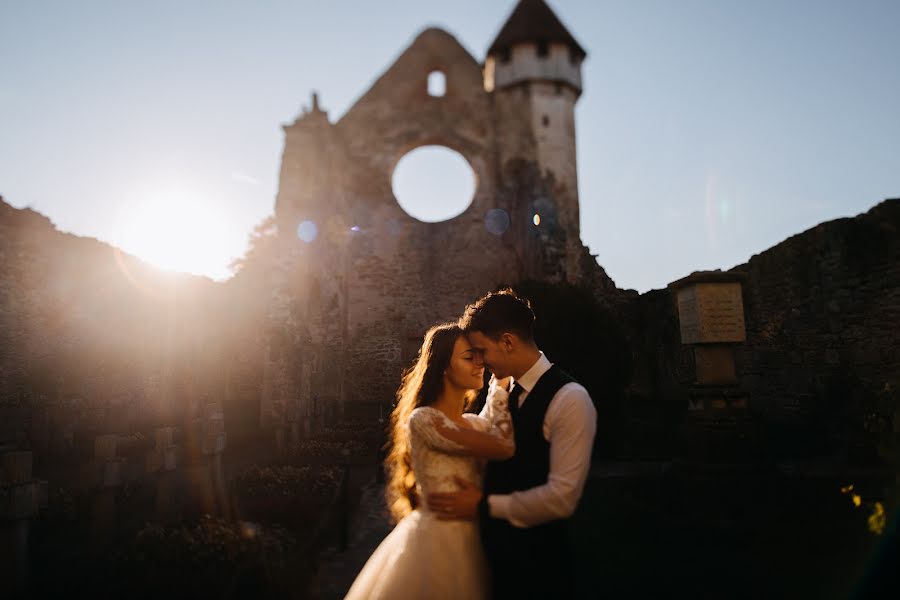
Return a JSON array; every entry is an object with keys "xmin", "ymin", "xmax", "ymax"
[{"xmin": 2, "ymin": 0, "xmax": 898, "ymax": 292}]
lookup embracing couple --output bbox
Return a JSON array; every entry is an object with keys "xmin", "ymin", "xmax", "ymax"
[{"xmin": 345, "ymin": 289, "xmax": 597, "ymax": 600}]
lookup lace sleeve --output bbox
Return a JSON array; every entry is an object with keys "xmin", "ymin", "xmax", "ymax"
[
  {"xmin": 483, "ymin": 380, "xmax": 514, "ymax": 445},
  {"xmin": 408, "ymin": 407, "xmax": 466, "ymax": 452},
  {"xmin": 411, "ymin": 403, "xmax": 515, "ymax": 460}
]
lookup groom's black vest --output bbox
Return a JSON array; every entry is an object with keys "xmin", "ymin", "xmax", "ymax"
[{"xmin": 481, "ymin": 364, "xmax": 576, "ymax": 599}]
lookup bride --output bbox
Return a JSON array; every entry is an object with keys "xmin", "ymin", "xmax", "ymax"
[{"xmin": 344, "ymin": 322, "xmax": 513, "ymax": 600}]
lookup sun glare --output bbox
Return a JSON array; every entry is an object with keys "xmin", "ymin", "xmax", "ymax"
[{"xmin": 114, "ymin": 190, "xmax": 237, "ymax": 279}]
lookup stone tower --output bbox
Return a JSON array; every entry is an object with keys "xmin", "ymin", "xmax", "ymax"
[
  {"xmin": 485, "ymin": 0, "xmax": 587, "ymax": 282},
  {"xmin": 265, "ymin": 1, "xmax": 619, "ymax": 418}
]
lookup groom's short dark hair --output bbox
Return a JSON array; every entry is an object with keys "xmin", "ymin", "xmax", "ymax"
[{"xmin": 459, "ymin": 288, "xmax": 535, "ymax": 342}]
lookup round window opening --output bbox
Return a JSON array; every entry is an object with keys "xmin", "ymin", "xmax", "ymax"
[{"xmin": 391, "ymin": 145, "xmax": 476, "ymax": 223}]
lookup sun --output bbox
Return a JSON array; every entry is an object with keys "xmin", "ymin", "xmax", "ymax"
[{"xmin": 114, "ymin": 190, "xmax": 237, "ymax": 279}]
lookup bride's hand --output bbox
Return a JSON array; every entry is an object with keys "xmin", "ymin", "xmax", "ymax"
[{"xmin": 490, "ymin": 374, "xmax": 513, "ymax": 391}]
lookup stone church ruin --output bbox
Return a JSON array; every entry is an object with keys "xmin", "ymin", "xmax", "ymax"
[{"xmin": 263, "ymin": 0, "xmax": 620, "ymax": 423}]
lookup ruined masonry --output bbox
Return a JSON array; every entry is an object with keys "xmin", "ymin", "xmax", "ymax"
[{"xmin": 261, "ymin": 0, "xmax": 620, "ymax": 421}]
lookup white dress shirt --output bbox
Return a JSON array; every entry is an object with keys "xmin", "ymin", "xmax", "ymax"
[{"xmin": 479, "ymin": 352, "xmax": 597, "ymax": 528}]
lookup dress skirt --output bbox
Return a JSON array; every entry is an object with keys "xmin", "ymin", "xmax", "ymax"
[{"xmin": 344, "ymin": 509, "xmax": 489, "ymax": 600}]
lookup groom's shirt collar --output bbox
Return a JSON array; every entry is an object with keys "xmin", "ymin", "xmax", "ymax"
[{"xmin": 514, "ymin": 351, "xmax": 551, "ymax": 394}]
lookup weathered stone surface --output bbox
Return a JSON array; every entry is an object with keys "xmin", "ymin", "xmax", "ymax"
[
  {"xmin": 1, "ymin": 451, "xmax": 32, "ymax": 484},
  {"xmin": 153, "ymin": 427, "xmax": 174, "ymax": 449},
  {"xmin": 96, "ymin": 459, "xmax": 124, "ymax": 489},
  {"xmin": 627, "ymin": 199, "xmax": 900, "ymax": 459},
  {"xmin": 0, "ymin": 480, "xmax": 41, "ymax": 519},
  {"xmin": 145, "ymin": 446, "xmax": 177, "ymax": 474},
  {"xmin": 93, "ymin": 434, "xmax": 117, "ymax": 462},
  {"xmin": 694, "ymin": 346, "xmax": 737, "ymax": 386}
]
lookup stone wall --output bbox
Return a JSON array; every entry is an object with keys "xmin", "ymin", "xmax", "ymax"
[{"xmin": 625, "ymin": 199, "xmax": 900, "ymax": 460}]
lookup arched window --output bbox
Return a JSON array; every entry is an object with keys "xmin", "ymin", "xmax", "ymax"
[{"xmin": 427, "ymin": 70, "xmax": 446, "ymax": 97}]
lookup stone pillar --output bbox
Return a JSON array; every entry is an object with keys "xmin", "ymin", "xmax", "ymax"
[
  {"xmin": 1, "ymin": 451, "xmax": 47, "ymax": 595},
  {"xmin": 46, "ymin": 404, "xmax": 75, "ymax": 456},
  {"xmin": 28, "ymin": 407, "xmax": 50, "ymax": 456},
  {"xmin": 274, "ymin": 423, "xmax": 287, "ymax": 455},
  {"xmin": 145, "ymin": 427, "xmax": 178, "ymax": 524},
  {"xmin": 203, "ymin": 404, "xmax": 228, "ymax": 519},
  {"xmin": 669, "ymin": 271, "xmax": 759, "ymax": 463},
  {"xmin": 183, "ymin": 404, "xmax": 228, "ymax": 519},
  {"xmin": 287, "ymin": 401, "xmax": 302, "ymax": 449},
  {"xmin": 86, "ymin": 434, "xmax": 126, "ymax": 553}
]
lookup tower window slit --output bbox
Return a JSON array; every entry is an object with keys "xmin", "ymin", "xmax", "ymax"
[{"xmin": 428, "ymin": 71, "xmax": 446, "ymax": 97}]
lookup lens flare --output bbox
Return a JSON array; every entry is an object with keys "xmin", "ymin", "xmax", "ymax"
[
  {"xmin": 112, "ymin": 188, "xmax": 237, "ymax": 279},
  {"xmin": 297, "ymin": 220, "xmax": 318, "ymax": 243}
]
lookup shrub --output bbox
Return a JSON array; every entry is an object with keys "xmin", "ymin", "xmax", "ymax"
[
  {"xmin": 233, "ymin": 465, "xmax": 341, "ymax": 499},
  {"xmin": 109, "ymin": 516, "xmax": 295, "ymax": 599}
]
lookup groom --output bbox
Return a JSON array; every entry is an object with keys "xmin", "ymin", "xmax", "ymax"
[{"xmin": 428, "ymin": 288, "xmax": 597, "ymax": 599}]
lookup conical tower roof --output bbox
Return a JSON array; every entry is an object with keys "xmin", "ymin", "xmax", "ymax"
[{"xmin": 487, "ymin": 0, "xmax": 586, "ymax": 60}]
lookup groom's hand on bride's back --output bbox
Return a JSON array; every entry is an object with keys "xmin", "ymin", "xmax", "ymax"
[{"xmin": 427, "ymin": 476, "xmax": 481, "ymax": 520}]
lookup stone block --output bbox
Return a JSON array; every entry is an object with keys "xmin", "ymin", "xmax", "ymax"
[
  {"xmin": 694, "ymin": 346, "xmax": 737, "ymax": 385},
  {"xmin": 205, "ymin": 415, "xmax": 225, "ymax": 437},
  {"xmin": 38, "ymin": 479, "xmax": 48, "ymax": 509},
  {"xmin": 146, "ymin": 446, "xmax": 177, "ymax": 474},
  {"xmin": 154, "ymin": 427, "xmax": 174, "ymax": 449},
  {"xmin": 106, "ymin": 405, "xmax": 130, "ymax": 433},
  {"xmin": 1, "ymin": 451, "xmax": 32, "ymax": 484},
  {"xmin": 59, "ymin": 427, "xmax": 75, "ymax": 452},
  {"xmin": 0, "ymin": 481, "xmax": 40, "ymax": 519},
  {"xmin": 202, "ymin": 432, "xmax": 226, "ymax": 456},
  {"xmin": 94, "ymin": 435, "xmax": 118, "ymax": 461},
  {"xmin": 96, "ymin": 459, "xmax": 124, "ymax": 489}
]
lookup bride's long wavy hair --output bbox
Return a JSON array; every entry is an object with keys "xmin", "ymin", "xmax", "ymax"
[{"xmin": 385, "ymin": 322, "xmax": 478, "ymax": 523}]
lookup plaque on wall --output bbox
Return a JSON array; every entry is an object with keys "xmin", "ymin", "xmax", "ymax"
[{"xmin": 677, "ymin": 282, "xmax": 746, "ymax": 344}]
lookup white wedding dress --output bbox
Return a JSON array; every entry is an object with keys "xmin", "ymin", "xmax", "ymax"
[{"xmin": 344, "ymin": 397, "xmax": 512, "ymax": 600}]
